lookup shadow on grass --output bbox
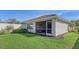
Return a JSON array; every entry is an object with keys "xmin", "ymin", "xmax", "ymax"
[
  {"xmin": 18, "ymin": 32, "xmax": 48, "ymax": 38},
  {"xmin": 20, "ymin": 32, "xmax": 37, "ymax": 37},
  {"xmin": 72, "ymin": 36, "xmax": 79, "ymax": 49},
  {"xmin": 75, "ymin": 32, "xmax": 79, "ymax": 34}
]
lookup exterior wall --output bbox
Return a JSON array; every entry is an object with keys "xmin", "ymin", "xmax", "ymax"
[
  {"xmin": 0, "ymin": 23, "xmax": 25, "ymax": 30},
  {"xmin": 11, "ymin": 24, "xmax": 23, "ymax": 29},
  {"xmin": 51, "ymin": 20, "xmax": 56, "ymax": 36},
  {"xmin": 55, "ymin": 21, "xmax": 68, "ymax": 36},
  {"xmin": 27, "ymin": 22, "xmax": 36, "ymax": 33}
]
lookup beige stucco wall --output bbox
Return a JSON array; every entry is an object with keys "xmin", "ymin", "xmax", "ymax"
[
  {"xmin": 55, "ymin": 21, "xmax": 68, "ymax": 36},
  {"xmin": 51, "ymin": 20, "xmax": 56, "ymax": 36},
  {"xmin": 0, "ymin": 23, "xmax": 26, "ymax": 30}
]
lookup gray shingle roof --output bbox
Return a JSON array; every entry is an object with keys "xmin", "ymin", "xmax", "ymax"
[{"xmin": 26, "ymin": 14, "xmax": 69, "ymax": 24}]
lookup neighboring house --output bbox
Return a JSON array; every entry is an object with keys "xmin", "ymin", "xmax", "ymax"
[
  {"xmin": 0, "ymin": 23, "xmax": 26, "ymax": 30},
  {"xmin": 26, "ymin": 14, "xmax": 69, "ymax": 37}
]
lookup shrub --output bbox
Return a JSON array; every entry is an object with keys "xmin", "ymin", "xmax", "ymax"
[
  {"xmin": 0, "ymin": 29, "xmax": 9, "ymax": 35},
  {"xmin": 0, "ymin": 25, "xmax": 14, "ymax": 35},
  {"xmin": 77, "ymin": 27, "xmax": 79, "ymax": 32},
  {"xmin": 13, "ymin": 28, "xmax": 27, "ymax": 33},
  {"xmin": 6, "ymin": 25, "xmax": 14, "ymax": 33},
  {"xmin": 0, "ymin": 29, "xmax": 4, "ymax": 35}
]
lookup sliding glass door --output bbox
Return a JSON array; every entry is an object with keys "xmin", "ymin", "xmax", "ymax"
[{"xmin": 47, "ymin": 20, "xmax": 52, "ymax": 34}]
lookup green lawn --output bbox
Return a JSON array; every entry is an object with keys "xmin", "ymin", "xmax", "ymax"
[{"xmin": 0, "ymin": 32, "xmax": 78, "ymax": 49}]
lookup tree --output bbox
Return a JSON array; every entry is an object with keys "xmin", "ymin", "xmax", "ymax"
[
  {"xmin": 69, "ymin": 20, "xmax": 79, "ymax": 32},
  {"xmin": 74, "ymin": 20, "xmax": 79, "ymax": 32},
  {"xmin": 7, "ymin": 18, "xmax": 17, "ymax": 24},
  {"xmin": 69, "ymin": 20, "xmax": 76, "ymax": 32},
  {"xmin": 7, "ymin": 18, "xmax": 21, "ymax": 24},
  {"xmin": 21, "ymin": 21, "xmax": 26, "ymax": 24}
]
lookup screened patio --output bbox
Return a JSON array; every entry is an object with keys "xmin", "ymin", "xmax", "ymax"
[{"xmin": 36, "ymin": 20, "xmax": 52, "ymax": 35}]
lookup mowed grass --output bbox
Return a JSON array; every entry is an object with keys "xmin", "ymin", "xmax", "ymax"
[{"xmin": 0, "ymin": 32, "xmax": 78, "ymax": 49}]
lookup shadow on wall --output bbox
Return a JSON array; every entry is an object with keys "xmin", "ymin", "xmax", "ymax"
[{"xmin": 72, "ymin": 36, "xmax": 79, "ymax": 49}]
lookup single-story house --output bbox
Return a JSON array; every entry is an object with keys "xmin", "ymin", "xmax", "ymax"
[{"xmin": 26, "ymin": 14, "xmax": 69, "ymax": 37}]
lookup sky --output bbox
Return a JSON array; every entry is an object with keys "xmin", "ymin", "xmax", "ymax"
[{"xmin": 0, "ymin": 10, "xmax": 79, "ymax": 21}]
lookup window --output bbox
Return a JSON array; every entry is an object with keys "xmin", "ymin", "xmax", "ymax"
[{"xmin": 27, "ymin": 23, "xmax": 33, "ymax": 29}]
